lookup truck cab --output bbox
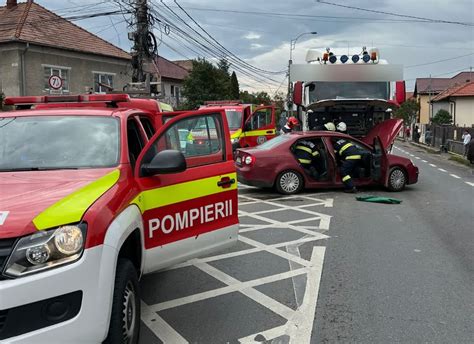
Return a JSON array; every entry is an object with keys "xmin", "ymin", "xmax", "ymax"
[
  {"xmin": 200, "ymin": 101, "xmax": 277, "ymax": 150},
  {"xmin": 290, "ymin": 47, "xmax": 406, "ymax": 138}
]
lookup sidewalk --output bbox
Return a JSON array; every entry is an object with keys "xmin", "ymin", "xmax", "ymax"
[{"xmin": 396, "ymin": 138, "xmax": 473, "ymax": 169}]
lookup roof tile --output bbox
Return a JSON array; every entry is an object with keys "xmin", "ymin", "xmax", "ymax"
[{"xmin": 0, "ymin": 1, "xmax": 131, "ymax": 60}]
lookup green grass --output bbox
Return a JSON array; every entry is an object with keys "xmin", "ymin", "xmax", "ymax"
[{"xmin": 448, "ymin": 155, "xmax": 473, "ymax": 167}]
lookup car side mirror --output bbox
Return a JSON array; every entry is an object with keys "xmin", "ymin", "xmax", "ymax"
[{"xmin": 141, "ymin": 150, "xmax": 186, "ymax": 177}]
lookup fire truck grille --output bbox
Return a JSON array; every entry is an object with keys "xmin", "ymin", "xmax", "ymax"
[{"xmin": 0, "ymin": 238, "xmax": 17, "ymax": 280}]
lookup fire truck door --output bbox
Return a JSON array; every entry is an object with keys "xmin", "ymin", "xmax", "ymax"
[{"xmin": 240, "ymin": 106, "xmax": 276, "ymax": 147}]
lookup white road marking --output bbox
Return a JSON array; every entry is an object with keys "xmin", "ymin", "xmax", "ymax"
[
  {"xmin": 450, "ymin": 174, "xmax": 461, "ymax": 179},
  {"xmin": 429, "ymin": 164, "xmax": 437, "ymax": 167},
  {"xmin": 141, "ymin": 301, "xmax": 188, "ymax": 344},
  {"xmin": 415, "ymin": 157, "xmax": 420, "ymax": 159},
  {"xmin": 466, "ymin": 182, "xmax": 474, "ymax": 187},
  {"xmin": 409, "ymin": 154, "xmax": 415, "ymax": 157},
  {"xmin": 438, "ymin": 168, "xmax": 447, "ymax": 172},
  {"xmin": 422, "ymin": 160, "xmax": 427, "ymax": 163}
]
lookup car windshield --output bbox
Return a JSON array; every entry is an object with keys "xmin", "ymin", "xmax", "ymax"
[
  {"xmin": 0, "ymin": 116, "xmax": 119, "ymax": 171},
  {"xmin": 307, "ymin": 81, "xmax": 390, "ymax": 102},
  {"xmin": 255, "ymin": 134, "xmax": 292, "ymax": 150},
  {"xmin": 225, "ymin": 110, "xmax": 243, "ymax": 130}
]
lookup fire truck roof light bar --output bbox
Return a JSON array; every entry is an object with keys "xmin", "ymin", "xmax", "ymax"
[{"xmin": 4, "ymin": 94, "xmax": 130, "ymax": 106}]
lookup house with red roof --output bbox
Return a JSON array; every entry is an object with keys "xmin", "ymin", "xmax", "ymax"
[
  {"xmin": 431, "ymin": 81, "xmax": 474, "ymax": 127},
  {"xmin": 0, "ymin": 0, "xmax": 133, "ymax": 96},
  {"xmin": 413, "ymin": 72, "xmax": 473, "ymax": 124}
]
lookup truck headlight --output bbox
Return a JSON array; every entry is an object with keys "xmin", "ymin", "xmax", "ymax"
[
  {"xmin": 231, "ymin": 138, "xmax": 239, "ymax": 144},
  {"xmin": 4, "ymin": 224, "xmax": 86, "ymax": 278}
]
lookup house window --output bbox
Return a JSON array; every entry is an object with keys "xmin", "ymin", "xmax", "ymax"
[
  {"xmin": 43, "ymin": 66, "xmax": 70, "ymax": 94},
  {"xmin": 93, "ymin": 72, "xmax": 114, "ymax": 93},
  {"xmin": 170, "ymin": 85, "xmax": 180, "ymax": 97}
]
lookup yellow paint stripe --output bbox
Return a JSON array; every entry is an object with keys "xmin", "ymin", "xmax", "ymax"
[
  {"xmin": 230, "ymin": 129, "xmax": 242, "ymax": 139},
  {"xmin": 346, "ymin": 155, "xmax": 361, "ymax": 160},
  {"xmin": 244, "ymin": 129, "xmax": 276, "ymax": 137},
  {"xmin": 342, "ymin": 175, "xmax": 351, "ymax": 182},
  {"xmin": 339, "ymin": 143, "xmax": 353, "ymax": 154},
  {"xmin": 33, "ymin": 169, "xmax": 120, "ymax": 230},
  {"xmin": 131, "ymin": 172, "xmax": 237, "ymax": 213}
]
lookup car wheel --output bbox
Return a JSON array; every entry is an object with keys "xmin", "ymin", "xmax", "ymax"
[
  {"xmin": 276, "ymin": 170, "xmax": 304, "ymax": 195},
  {"xmin": 387, "ymin": 167, "xmax": 406, "ymax": 191},
  {"xmin": 104, "ymin": 259, "xmax": 140, "ymax": 344}
]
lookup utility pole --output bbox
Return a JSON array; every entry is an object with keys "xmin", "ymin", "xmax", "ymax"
[{"xmin": 132, "ymin": 0, "xmax": 150, "ymax": 83}]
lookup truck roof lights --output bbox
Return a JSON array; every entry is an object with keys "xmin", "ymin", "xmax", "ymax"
[
  {"xmin": 340, "ymin": 55, "xmax": 349, "ymax": 64},
  {"xmin": 362, "ymin": 53, "xmax": 371, "ymax": 63},
  {"xmin": 4, "ymin": 94, "xmax": 130, "ymax": 106},
  {"xmin": 329, "ymin": 55, "xmax": 337, "ymax": 64},
  {"xmin": 352, "ymin": 55, "xmax": 360, "ymax": 63}
]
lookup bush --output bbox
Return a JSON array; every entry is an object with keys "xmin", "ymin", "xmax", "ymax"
[{"xmin": 431, "ymin": 109, "xmax": 452, "ymax": 125}]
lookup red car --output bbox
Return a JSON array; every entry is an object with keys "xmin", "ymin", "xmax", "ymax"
[{"xmin": 236, "ymin": 119, "xmax": 419, "ymax": 194}]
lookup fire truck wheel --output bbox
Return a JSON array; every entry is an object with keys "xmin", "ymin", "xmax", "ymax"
[
  {"xmin": 104, "ymin": 258, "xmax": 140, "ymax": 344},
  {"xmin": 275, "ymin": 170, "xmax": 304, "ymax": 195},
  {"xmin": 387, "ymin": 167, "xmax": 406, "ymax": 192}
]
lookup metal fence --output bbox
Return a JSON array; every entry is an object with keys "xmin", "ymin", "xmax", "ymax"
[{"xmin": 418, "ymin": 124, "xmax": 473, "ymax": 154}]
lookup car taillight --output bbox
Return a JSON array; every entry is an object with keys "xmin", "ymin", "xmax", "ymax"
[{"xmin": 243, "ymin": 154, "xmax": 255, "ymax": 166}]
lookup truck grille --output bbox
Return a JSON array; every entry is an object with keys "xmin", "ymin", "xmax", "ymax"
[{"xmin": 0, "ymin": 238, "xmax": 17, "ymax": 280}]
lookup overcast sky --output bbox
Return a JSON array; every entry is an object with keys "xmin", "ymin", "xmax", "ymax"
[{"xmin": 38, "ymin": 0, "xmax": 474, "ymax": 93}]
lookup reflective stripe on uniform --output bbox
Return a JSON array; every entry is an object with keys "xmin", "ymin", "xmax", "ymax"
[
  {"xmin": 342, "ymin": 175, "xmax": 351, "ymax": 182},
  {"xmin": 346, "ymin": 155, "xmax": 361, "ymax": 160},
  {"xmin": 33, "ymin": 169, "xmax": 121, "ymax": 230},
  {"xmin": 339, "ymin": 143, "xmax": 353, "ymax": 155},
  {"xmin": 131, "ymin": 172, "xmax": 237, "ymax": 213},
  {"xmin": 312, "ymin": 151, "xmax": 320, "ymax": 156},
  {"xmin": 298, "ymin": 158, "xmax": 312, "ymax": 164},
  {"xmin": 296, "ymin": 145, "xmax": 312, "ymax": 154}
]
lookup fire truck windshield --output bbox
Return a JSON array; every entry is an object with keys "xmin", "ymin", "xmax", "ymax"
[
  {"xmin": 307, "ymin": 82, "xmax": 390, "ymax": 103},
  {"xmin": 225, "ymin": 110, "xmax": 243, "ymax": 130},
  {"xmin": 0, "ymin": 116, "xmax": 119, "ymax": 171}
]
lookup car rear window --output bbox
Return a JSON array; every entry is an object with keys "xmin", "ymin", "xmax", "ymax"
[{"xmin": 255, "ymin": 135, "xmax": 292, "ymax": 150}]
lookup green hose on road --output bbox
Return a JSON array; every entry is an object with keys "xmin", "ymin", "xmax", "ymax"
[{"xmin": 356, "ymin": 195, "xmax": 402, "ymax": 204}]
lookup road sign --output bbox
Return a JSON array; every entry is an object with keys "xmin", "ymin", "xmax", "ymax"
[{"xmin": 48, "ymin": 75, "xmax": 63, "ymax": 90}]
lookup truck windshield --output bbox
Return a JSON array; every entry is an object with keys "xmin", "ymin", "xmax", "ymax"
[
  {"xmin": 0, "ymin": 116, "xmax": 119, "ymax": 171},
  {"xmin": 308, "ymin": 82, "xmax": 390, "ymax": 102},
  {"xmin": 225, "ymin": 110, "xmax": 243, "ymax": 130}
]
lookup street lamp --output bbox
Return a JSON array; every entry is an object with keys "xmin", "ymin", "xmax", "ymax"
[{"xmin": 287, "ymin": 31, "xmax": 317, "ymax": 118}]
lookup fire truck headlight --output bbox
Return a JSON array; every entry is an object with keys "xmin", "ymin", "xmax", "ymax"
[
  {"xmin": 231, "ymin": 138, "xmax": 239, "ymax": 144},
  {"xmin": 352, "ymin": 55, "xmax": 360, "ymax": 63},
  {"xmin": 3, "ymin": 224, "xmax": 87, "ymax": 278},
  {"xmin": 340, "ymin": 55, "xmax": 348, "ymax": 64}
]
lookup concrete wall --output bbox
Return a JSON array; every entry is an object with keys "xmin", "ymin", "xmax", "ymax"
[
  {"xmin": 418, "ymin": 94, "xmax": 431, "ymax": 124},
  {"xmin": 453, "ymin": 97, "xmax": 474, "ymax": 127},
  {"xmin": 0, "ymin": 45, "xmax": 21, "ymax": 96},
  {"xmin": 0, "ymin": 43, "xmax": 132, "ymax": 96}
]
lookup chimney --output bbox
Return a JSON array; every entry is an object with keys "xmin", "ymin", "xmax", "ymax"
[{"xmin": 6, "ymin": 0, "xmax": 17, "ymax": 9}]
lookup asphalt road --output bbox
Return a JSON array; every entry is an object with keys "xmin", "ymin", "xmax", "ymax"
[
  {"xmin": 313, "ymin": 142, "xmax": 474, "ymax": 343},
  {"xmin": 139, "ymin": 142, "xmax": 474, "ymax": 343}
]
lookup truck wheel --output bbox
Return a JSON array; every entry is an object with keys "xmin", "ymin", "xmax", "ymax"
[
  {"xmin": 104, "ymin": 259, "xmax": 140, "ymax": 344},
  {"xmin": 276, "ymin": 170, "xmax": 303, "ymax": 195},
  {"xmin": 387, "ymin": 167, "xmax": 406, "ymax": 191}
]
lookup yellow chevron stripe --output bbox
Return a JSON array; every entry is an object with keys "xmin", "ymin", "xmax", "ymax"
[
  {"xmin": 33, "ymin": 169, "xmax": 120, "ymax": 230},
  {"xmin": 131, "ymin": 172, "xmax": 237, "ymax": 213}
]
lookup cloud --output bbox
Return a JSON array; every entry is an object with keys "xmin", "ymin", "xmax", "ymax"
[{"xmin": 244, "ymin": 32, "xmax": 261, "ymax": 40}]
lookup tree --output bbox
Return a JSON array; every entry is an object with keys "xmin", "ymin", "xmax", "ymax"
[
  {"xmin": 431, "ymin": 109, "xmax": 452, "ymax": 125},
  {"xmin": 230, "ymin": 72, "xmax": 239, "ymax": 99},
  {"xmin": 393, "ymin": 99, "xmax": 420, "ymax": 125},
  {"xmin": 181, "ymin": 58, "xmax": 231, "ymax": 109}
]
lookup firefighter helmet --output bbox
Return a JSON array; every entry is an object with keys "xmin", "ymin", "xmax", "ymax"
[
  {"xmin": 288, "ymin": 116, "xmax": 300, "ymax": 128},
  {"xmin": 336, "ymin": 122, "xmax": 347, "ymax": 132},
  {"xmin": 324, "ymin": 122, "xmax": 336, "ymax": 131}
]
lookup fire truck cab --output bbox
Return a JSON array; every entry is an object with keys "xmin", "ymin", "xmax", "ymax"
[
  {"xmin": 290, "ymin": 47, "xmax": 406, "ymax": 138},
  {"xmin": 199, "ymin": 101, "xmax": 277, "ymax": 150},
  {"xmin": 0, "ymin": 94, "xmax": 238, "ymax": 343}
]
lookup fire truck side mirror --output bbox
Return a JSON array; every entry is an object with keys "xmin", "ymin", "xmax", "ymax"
[
  {"xmin": 293, "ymin": 81, "xmax": 303, "ymax": 106},
  {"xmin": 395, "ymin": 81, "xmax": 406, "ymax": 105},
  {"xmin": 141, "ymin": 150, "xmax": 187, "ymax": 177}
]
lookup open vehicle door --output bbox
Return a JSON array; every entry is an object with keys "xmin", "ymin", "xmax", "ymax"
[
  {"xmin": 240, "ymin": 105, "xmax": 276, "ymax": 147},
  {"xmin": 133, "ymin": 109, "xmax": 238, "ymax": 273},
  {"xmin": 371, "ymin": 136, "xmax": 389, "ymax": 182}
]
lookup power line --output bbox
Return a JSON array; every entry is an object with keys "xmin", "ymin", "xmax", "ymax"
[
  {"xmin": 315, "ymin": 0, "xmax": 474, "ymax": 27},
  {"xmin": 405, "ymin": 53, "xmax": 474, "ymax": 68}
]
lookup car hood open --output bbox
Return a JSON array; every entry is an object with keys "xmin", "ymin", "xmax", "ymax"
[{"xmin": 360, "ymin": 118, "xmax": 404, "ymax": 149}]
